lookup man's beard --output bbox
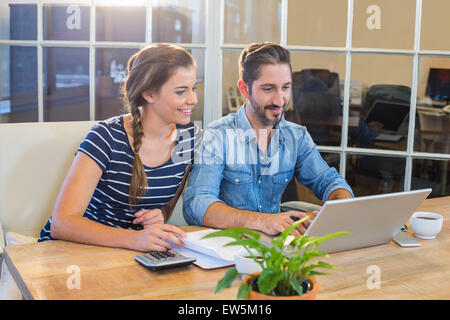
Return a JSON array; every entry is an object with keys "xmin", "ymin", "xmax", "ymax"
[{"xmin": 248, "ymin": 94, "xmax": 285, "ymax": 126}]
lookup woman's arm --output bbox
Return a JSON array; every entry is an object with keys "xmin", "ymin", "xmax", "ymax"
[{"xmin": 50, "ymin": 152, "xmax": 186, "ymax": 251}]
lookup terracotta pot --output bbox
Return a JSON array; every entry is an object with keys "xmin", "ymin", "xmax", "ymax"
[{"xmin": 243, "ymin": 272, "xmax": 318, "ymax": 300}]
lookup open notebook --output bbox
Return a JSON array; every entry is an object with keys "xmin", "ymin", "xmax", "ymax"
[{"xmin": 172, "ymin": 229, "xmax": 245, "ymax": 269}]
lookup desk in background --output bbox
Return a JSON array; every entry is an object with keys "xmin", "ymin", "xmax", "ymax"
[{"xmin": 4, "ymin": 197, "xmax": 450, "ymax": 300}]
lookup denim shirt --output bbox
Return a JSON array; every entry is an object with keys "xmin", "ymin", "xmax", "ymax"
[{"xmin": 183, "ymin": 106, "xmax": 354, "ymax": 225}]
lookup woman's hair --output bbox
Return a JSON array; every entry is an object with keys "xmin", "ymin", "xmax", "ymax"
[{"xmin": 122, "ymin": 43, "xmax": 195, "ymax": 207}]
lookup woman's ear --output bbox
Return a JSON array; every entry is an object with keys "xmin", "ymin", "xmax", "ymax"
[
  {"xmin": 141, "ymin": 91, "xmax": 154, "ymax": 104},
  {"xmin": 237, "ymin": 80, "xmax": 249, "ymax": 99}
]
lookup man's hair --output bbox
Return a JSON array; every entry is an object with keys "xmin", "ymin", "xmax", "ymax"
[{"xmin": 239, "ymin": 42, "xmax": 292, "ymax": 94}]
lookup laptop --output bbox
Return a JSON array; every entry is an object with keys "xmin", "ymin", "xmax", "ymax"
[
  {"xmin": 304, "ymin": 189, "xmax": 432, "ymax": 253},
  {"xmin": 364, "ymin": 100, "xmax": 410, "ymax": 142}
]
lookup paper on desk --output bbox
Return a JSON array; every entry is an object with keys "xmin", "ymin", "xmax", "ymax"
[{"xmin": 172, "ymin": 229, "xmax": 245, "ymax": 269}]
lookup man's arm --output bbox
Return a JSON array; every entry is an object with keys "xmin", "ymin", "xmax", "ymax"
[
  {"xmin": 327, "ymin": 188, "xmax": 353, "ymax": 200},
  {"xmin": 295, "ymin": 129, "xmax": 354, "ymax": 201}
]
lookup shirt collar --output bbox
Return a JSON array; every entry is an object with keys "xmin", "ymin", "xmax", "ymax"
[{"xmin": 235, "ymin": 104, "xmax": 286, "ymax": 145}]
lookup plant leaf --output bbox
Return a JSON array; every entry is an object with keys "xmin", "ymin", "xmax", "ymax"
[
  {"xmin": 278, "ymin": 216, "xmax": 311, "ymax": 243},
  {"xmin": 289, "ymin": 276, "xmax": 303, "ymax": 296},
  {"xmin": 303, "ymin": 231, "xmax": 351, "ymax": 248},
  {"xmin": 202, "ymin": 228, "xmax": 261, "ymax": 241},
  {"xmin": 237, "ymin": 282, "xmax": 251, "ymax": 300},
  {"xmin": 215, "ymin": 268, "xmax": 238, "ymax": 294},
  {"xmin": 257, "ymin": 268, "xmax": 283, "ymax": 294}
]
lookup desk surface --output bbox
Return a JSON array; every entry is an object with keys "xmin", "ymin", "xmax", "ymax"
[{"xmin": 5, "ymin": 197, "xmax": 450, "ymax": 300}]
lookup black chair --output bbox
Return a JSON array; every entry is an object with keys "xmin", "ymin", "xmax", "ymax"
[{"xmin": 289, "ymin": 69, "xmax": 342, "ymax": 146}]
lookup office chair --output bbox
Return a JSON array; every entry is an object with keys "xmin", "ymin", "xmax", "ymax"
[
  {"xmin": 290, "ymin": 69, "xmax": 342, "ymax": 146},
  {"xmin": 349, "ymin": 84, "xmax": 412, "ymax": 195}
]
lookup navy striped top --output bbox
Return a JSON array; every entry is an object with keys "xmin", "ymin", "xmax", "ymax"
[{"xmin": 38, "ymin": 115, "xmax": 199, "ymax": 242}]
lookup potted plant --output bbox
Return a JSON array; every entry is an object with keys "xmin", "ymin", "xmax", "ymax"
[{"xmin": 203, "ymin": 216, "xmax": 350, "ymax": 300}]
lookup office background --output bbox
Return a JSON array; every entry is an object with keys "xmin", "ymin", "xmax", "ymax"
[{"xmin": 0, "ymin": 0, "xmax": 449, "ymax": 202}]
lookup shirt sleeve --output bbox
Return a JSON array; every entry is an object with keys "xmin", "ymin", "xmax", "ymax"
[
  {"xmin": 294, "ymin": 128, "xmax": 354, "ymax": 202},
  {"xmin": 183, "ymin": 127, "xmax": 225, "ymax": 225},
  {"xmin": 77, "ymin": 122, "xmax": 113, "ymax": 173}
]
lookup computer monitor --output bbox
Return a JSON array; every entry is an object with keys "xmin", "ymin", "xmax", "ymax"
[
  {"xmin": 364, "ymin": 100, "xmax": 410, "ymax": 133},
  {"xmin": 425, "ymin": 68, "xmax": 450, "ymax": 101}
]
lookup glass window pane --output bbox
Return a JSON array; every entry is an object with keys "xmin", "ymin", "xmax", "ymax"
[
  {"xmin": 43, "ymin": 47, "xmax": 90, "ymax": 122},
  {"xmin": 190, "ymin": 49, "xmax": 205, "ymax": 123},
  {"xmin": 412, "ymin": 159, "xmax": 450, "ymax": 198},
  {"xmin": 415, "ymin": 57, "xmax": 450, "ymax": 154},
  {"xmin": 346, "ymin": 154, "xmax": 406, "ymax": 196},
  {"xmin": 352, "ymin": 0, "xmax": 415, "ymax": 50},
  {"xmin": 222, "ymin": 50, "xmax": 241, "ymax": 116},
  {"xmin": 152, "ymin": 0, "xmax": 206, "ymax": 44},
  {"xmin": 350, "ymin": 54, "xmax": 413, "ymax": 151},
  {"xmin": 96, "ymin": 5, "xmax": 145, "ymax": 42},
  {"xmin": 1, "ymin": 2, "xmax": 37, "ymax": 40},
  {"xmin": 287, "ymin": 0, "xmax": 347, "ymax": 47},
  {"xmin": 287, "ymin": 52, "xmax": 347, "ymax": 146},
  {"xmin": 95, "ymin": 47, "xmax": 139, "ymax": 120},
  {"xmin": 43, "ymin": 4, "xmax": 90, "ymax": 41},
  {"xmin": 224, "ymin": 0, "xmax": 281, "ymax": 44},
  {"xmin": 0, "ymin": 45, "xmax": 38, "ymax": 123},
  {"xmin": 421, "ymin": 0, "xmax": 450, "ymax": 51}
]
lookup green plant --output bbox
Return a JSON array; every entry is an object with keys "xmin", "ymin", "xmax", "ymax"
[{"xmin": 203, "ymin": 216, "xmax": 350, "ymax": 299}]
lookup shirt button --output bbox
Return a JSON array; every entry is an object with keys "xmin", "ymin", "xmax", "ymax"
[
  {"xmin": 259, "ymin": 205, "xmax": 262, "ymax": 209},
  {"xmin": 235, "ymin": 178, "xmax": 239, "ymax": 183},
  {"xmin": 285, "ymin": 178, "xmax": 288, "ymax": 182}
]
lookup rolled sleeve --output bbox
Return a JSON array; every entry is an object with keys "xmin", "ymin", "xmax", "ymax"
[{"xmin": 295, "ymin": 128, "xmax": 354, "ymax": 201}]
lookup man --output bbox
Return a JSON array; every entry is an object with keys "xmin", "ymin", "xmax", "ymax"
[{"xmin": 183, "ymin": 42, "xmax": 353, "ymax": 236}]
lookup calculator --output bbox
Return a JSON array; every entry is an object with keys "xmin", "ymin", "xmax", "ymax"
[{"xmin": 134, "ymin": 251, "xmax": 196, "ymax": 271}]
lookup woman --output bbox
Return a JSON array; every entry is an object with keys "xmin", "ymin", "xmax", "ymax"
[{"xmin": 38, "ymin": 44, "xmax": 199, "ymax": 252}]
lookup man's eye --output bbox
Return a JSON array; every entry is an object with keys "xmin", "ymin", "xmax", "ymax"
[
  {"xmin": 263, "ymin": 88, "xmax": 273, "ymax": 92},
  {"xmin": 176, "ymin": 91, "xmax": 185, "ymax": 95},
  {"xmin": 193, "ymin": 86, "xmax": 198, "ymax": 92}
]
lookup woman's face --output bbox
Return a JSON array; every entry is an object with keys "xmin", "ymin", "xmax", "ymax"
[{"xmin": 146, "ymin": 66, "xmax": 198, "ymax": 126}]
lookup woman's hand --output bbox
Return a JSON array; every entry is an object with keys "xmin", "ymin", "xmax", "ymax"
[
  {"xmin": 133, "ymin": 209, "xmax": 165, "ymax": 228},
  {"xmin": 132, "ymin": 224, "xmax": 188, "ymax": 252}
]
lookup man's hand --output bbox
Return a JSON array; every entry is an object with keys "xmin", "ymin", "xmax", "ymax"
[{"xmin": 257, "ymin": 210, "xmax": 319, "ymax": 236}]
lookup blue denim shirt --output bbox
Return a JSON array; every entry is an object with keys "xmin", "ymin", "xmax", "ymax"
[{"xmin": 183, "ymin": 106, "xmax": 354, "ymax": 225}]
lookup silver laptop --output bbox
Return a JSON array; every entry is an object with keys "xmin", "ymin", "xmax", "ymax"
[{"xmin": 305, "ymin": 188, "xmax": 432, "ymax": 253}]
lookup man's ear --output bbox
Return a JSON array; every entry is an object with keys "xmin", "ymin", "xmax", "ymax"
[
  {"xmin": 141, "ymin": 91, "xmax": 154, "ymax": 104},
  {"xmin": 237, "ymin": 80, "xmax": 250, "ymax": 99}
]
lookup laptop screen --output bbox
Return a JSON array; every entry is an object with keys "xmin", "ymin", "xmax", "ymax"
[{"xmin": 364, "ymin": 100, "xmax": 410, "ymax": 132}]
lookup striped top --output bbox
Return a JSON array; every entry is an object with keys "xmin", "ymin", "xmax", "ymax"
[{"xmin": 38, "ymin": 115, "xmax": 199, "ymax": 242}]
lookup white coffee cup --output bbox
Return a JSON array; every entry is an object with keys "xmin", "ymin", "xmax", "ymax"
[
  {"xmin": 234, "ymin": 248, "xmax": 263, "ymax": 275},
  {"xmin": 410, "ymin": 211, "xmax": 443, "ymax": 240}
]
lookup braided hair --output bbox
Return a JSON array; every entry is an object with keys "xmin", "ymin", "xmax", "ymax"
[{"xmin": 122, "ymin": 44, "xmax": 195, "ymax": 207}]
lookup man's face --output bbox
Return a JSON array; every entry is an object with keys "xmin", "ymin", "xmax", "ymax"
[{"xmin": 247, "ymin": 63, "xmax": 292, "ymax": 126}]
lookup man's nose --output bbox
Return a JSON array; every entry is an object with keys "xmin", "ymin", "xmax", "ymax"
[{"xmin": 272, "ymin": 90, "xmax": 285, "ymax": 108}]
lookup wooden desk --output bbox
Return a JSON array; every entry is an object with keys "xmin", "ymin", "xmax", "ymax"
[{"xmin": 5, "ymin": 197, "xmax": 450, "ymax": 300}]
